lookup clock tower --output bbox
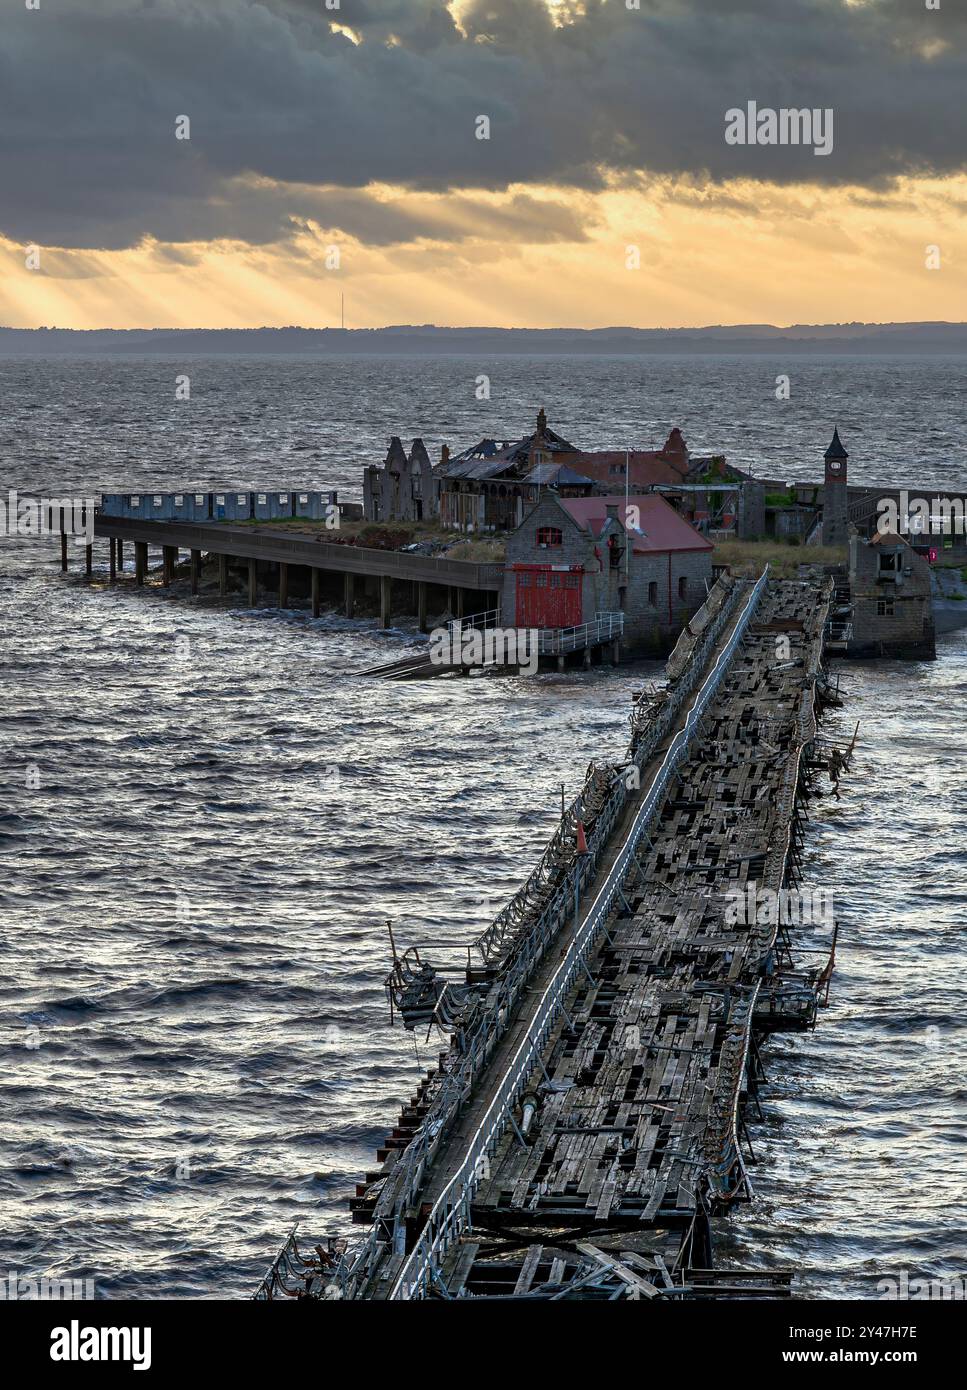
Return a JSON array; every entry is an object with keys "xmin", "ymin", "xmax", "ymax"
[{"xmin": 821, "ymin": 427, "xmax": 849, "ymax": 546}]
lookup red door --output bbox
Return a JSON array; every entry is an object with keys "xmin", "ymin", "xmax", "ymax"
[{"xmin": 514, "ymin": 567, "xmax": 583, "ymax": 627}]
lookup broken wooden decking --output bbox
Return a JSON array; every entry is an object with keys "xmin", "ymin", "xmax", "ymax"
[{"xmin": 255, "ymin": 573, "xmax": 840, "ymax": 1302}]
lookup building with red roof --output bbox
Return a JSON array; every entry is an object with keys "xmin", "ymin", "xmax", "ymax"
[{"xmin": 502, "ymin": 491, "xmax": 713, "ymax": 655}]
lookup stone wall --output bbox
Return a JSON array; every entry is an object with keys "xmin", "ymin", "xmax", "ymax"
[
  {"xmin": 363, "ymin": 438, "xmax": 439, "ymax": 523},
  {"xmin": 848, "ymin": 534, "xmax": 934, "ymax": 658},
  {"xmin": 736, "ymin": 481, "xmax": 765, "ymax": 540},
  {"xmin": 620, "ymin": 547, "xmax": 712, "ymax": 652}
]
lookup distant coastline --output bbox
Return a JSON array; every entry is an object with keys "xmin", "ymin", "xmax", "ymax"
[{"xmin": 4, "ymin": 322, "xmax": 967, "ymax": 355}]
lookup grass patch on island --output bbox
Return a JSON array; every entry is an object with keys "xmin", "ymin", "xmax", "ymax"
[{"xmin": 714, "ymin": 539, "xmax": 847, "ymax": 579}]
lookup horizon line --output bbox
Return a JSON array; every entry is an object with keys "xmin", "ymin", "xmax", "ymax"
[{"xmin": 2, "ymin": 320, "xmax": 965, "ymax": 335}]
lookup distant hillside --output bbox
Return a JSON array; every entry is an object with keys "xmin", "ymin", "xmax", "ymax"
[{"xmin": 3, "ymin": 323, "xmax": 967, "ymax": 355}]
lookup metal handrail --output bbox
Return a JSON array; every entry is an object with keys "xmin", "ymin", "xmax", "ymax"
[
  {"xmin": 445, "ymin": 608, "xmax": 501, "ymax": 639},
  {"xmin": 536, "ymin": 613, "xmax": 623, "ymax": 654},
  {"xmin": 389, "ymin": 567, "xmax": 770, "ymax": 1299}
]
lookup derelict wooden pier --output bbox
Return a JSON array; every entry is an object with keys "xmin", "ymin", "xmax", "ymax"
[{"xmin": 256, "ymin": 569, "xmax": 843, "ymax": 1302}]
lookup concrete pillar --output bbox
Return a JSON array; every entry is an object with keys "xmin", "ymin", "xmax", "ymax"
[
  {"xmin": 218, "ymin": 554, "xmax": 228, "ymax": 597},
  {"xmin": 248, "ymin": 557, "xmax": 257, "ymax": 607},
  {"xmin": 190, "ymin": 549, "xmax": 201, "ymax": 596},
  {"xmin": 162, "ymin": 545, "xmax": 176, "ymax": 586},
  {"xmin": 117, "ymin": 538, "xmax": 123, "ymax": 572},
  {"xmin": 380, "ymin": 574, "xmax": 391, "ymax": 629},
  {"xmin": 417, "ymin": 580, "xmax": 428, "ymax": 633},
  {"xmin": 60, "ymin": 532, "xmax": 68, "ymax": 572},
  {"xmin": 85, "ymin": 543, "xmax": 93, "ymax": 577},
  {"xmin": 456, "ymin": 587, "xmax": 465, "ymax": 619},
  {"xmin": 557, "ymin": 654, "xmax": 565, "ymax": 672},
  {"xmin": 135, "ymin": 541, "xmax": 147, "ymax": 585},
  {"xmin": 611, "ymin": 640, "xmax": 620, "ymax": 666},
  {"xmin": 582, "ymin": 646, "xmax": 591, "ymax": 670},
  {"xmin": 109, "ymin": 537, "xmax": 117, "ymax": 583},
  {"xmin": 311, "ymin": 567, "xmax": 321, "ymax": 618},
  {"xmin": 344, "ymin": 572, "xmax": 355, "ymax": 619},
  {"xmin": 278, "ymin": 561, "xmax": 288, "ymax": 609}
]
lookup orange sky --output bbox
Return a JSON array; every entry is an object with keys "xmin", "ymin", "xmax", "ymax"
[{"xmin": 3, "ymin": 172, "xmax": 963, "ymax": 331}]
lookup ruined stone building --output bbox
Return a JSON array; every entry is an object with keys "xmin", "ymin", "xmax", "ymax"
[
  {"xmin": 847, "ymin": 530, "xmax": 935, "ymax": 659},
  {"xmin": 437, "ymin": 409, "xmax": 589, "ymax": 531},
  {"xmin": 362, "ymin": 411, "xmax": 736, "ymax": 535},
  {"xmin": 363, "ymin": 437, "xmax": 438, "ymax": 523}
]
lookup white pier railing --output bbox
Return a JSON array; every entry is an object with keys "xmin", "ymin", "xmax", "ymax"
[{"xmin": 536, "ymin": 611, "xmax": 624, "ymax": 655}]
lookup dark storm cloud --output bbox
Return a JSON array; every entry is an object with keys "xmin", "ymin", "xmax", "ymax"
[{"xmin": 1, "ymin": 0, "xmax": 964, "ymax": 249}]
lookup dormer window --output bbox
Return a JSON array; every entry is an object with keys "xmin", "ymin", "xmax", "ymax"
[{"xmin": 537, "ymin": 526, "xmax": 562, "ymax": 547}]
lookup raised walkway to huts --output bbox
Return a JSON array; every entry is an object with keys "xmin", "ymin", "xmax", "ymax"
[{"xmin": 80, "ymin": 514, "xmax": 503, "ymax": 627}]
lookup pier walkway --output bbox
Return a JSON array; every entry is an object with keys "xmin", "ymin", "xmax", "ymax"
[
  {"xmin": 88, "ymin": 514, "xmax": 503, "ymax": 626},
  {"xmin": 256, "ymin": 568, "xmax": 841, "ymax": 1302}
]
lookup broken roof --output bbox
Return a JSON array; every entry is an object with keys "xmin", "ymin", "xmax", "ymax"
[
  {"xmin": 569, "ymin": 451, "xmax": 689, "ymax": 487},
  {"xmin": 439, "ymin": 454, "xmax": 518, "ymax": 481},
  {"xmin": 521, "ymin": 462, "xmax": 595, "ymax": 486}
]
